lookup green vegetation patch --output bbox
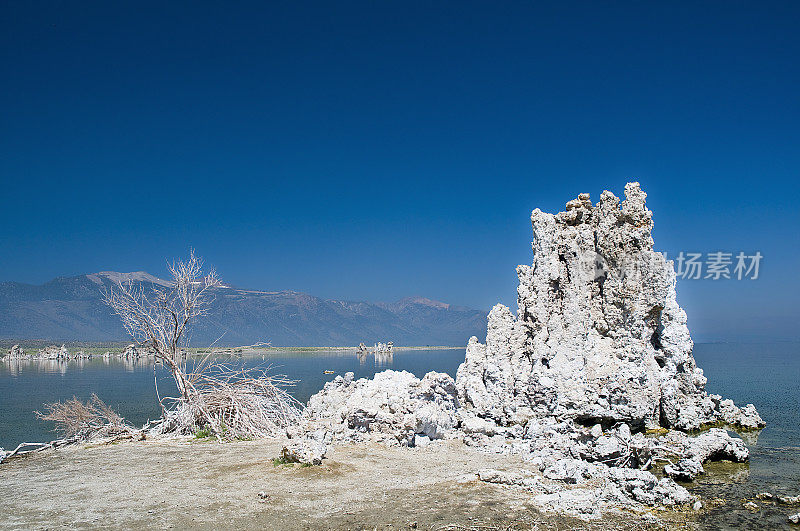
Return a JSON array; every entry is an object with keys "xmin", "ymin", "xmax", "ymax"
[{"xmin": 194, "ymin": 427, "xmax": 213, "ymax": 439}]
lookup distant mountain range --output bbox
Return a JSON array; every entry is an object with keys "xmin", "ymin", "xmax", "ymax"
[{"xmin": 0, "ymin": 272, "xmax": 488, "ymax": 346}]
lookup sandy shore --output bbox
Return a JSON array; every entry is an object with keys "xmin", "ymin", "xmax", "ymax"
[{"xmin": 0, "ymin": 437, "xmax": 692, "ymax": 530}]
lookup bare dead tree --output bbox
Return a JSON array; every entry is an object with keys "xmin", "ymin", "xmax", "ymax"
[
  {"xmin": 103, "ymin": 250, "xmax": 220, "ymax": 402},
  {"xmin": 103, "ymin": 251, "xmax": 302, "ymax": 439}
]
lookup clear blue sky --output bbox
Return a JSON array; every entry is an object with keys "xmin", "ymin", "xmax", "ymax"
[{"xmin": 1, "ymin": 2, "xmax": 798, "ymax": 341}]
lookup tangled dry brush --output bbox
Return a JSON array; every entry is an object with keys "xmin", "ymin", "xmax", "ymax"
[
  {"xmin": 36, "ymin": 394, "xmax": 138, "ymax": 441},
  {"xmin": 158, "ymin": 362, "xmax": 303, "ymax": 439}
]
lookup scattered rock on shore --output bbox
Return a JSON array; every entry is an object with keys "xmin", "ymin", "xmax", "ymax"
[{"xmin": 281, "ymin": 438, "xmax": 327, "ymax": 466}]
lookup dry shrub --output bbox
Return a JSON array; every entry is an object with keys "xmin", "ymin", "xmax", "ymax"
[
  {"xmin": 159, "ymin": 363, "xmax": 303, "ymax": 439},
  {"xmin": 36, "ymin": 394, "xmax": 134, "ymax": 440}
]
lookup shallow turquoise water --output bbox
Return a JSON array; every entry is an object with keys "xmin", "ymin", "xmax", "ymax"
[{"xmin": 1, "ymin": 343, "xmax": 798, "ymax": 527}]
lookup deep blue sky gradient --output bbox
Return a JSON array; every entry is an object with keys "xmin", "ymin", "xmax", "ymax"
[{"xmin": 1, "ymin": 2, "xmax": 799, "ymax": 341}]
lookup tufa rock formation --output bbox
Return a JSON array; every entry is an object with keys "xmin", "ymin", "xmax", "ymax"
[
  {"xmin": 301, "ymin": 370, "xmax": 459, "ymax": 447},
  {"xmin": 299, "ymin": 183, "xmax": 764, "ymax": 517},
  {"xmin": 7, "ymin": 344, "xmax": 25, "ymax": 359},
  {"xmin": 456, "ymin": 182, "xmax": 763, "ymax": 432},
  {"xmin": 36, "ymin": 344, "xmax": 70, "ymax": 360}
]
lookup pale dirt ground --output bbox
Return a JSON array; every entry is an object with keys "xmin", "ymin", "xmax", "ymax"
[{"xmin": 0, "ymin": 438, "xmax": 690, "ymax": 530}]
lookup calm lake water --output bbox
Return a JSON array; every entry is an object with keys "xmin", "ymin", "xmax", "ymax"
[
  {"xmin": 690, "ymin": 342, "xmax": 800, "ymax": 529},
  {"xmin": 0, "ymin": 348, "xmax": 467, "ymax": 450},
  {"xmin": 1, "ymin": 343, "xmax": 798, "ymax": 527}
]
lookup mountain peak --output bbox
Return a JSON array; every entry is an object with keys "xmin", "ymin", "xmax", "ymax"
[
  {"xmin": 86, "ymin": 271, "xmax": 172, "ymax": 287},
  {"xmin": 394, "ymin": 296, "xmax": 450, "ymax": 310}
]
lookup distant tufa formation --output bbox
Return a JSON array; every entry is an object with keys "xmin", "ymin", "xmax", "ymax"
[
  {"xmin": 2, "ymin": 343, "xmax": 158, "ymax": 361},
  {"xmin": 456, "ymin": 182, "xmax": 763, "ymax": 432}
]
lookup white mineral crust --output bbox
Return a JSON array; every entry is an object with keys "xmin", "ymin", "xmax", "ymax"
[{"xmin": 301, "ymin": 370, "xmax": 459, "ymax": 446}]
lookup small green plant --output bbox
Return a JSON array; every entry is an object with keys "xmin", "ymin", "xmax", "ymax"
[
  {"xmin": 271, "ymin": 456, "xmax": 292, "ymax": 466},
  {"xmin": 194, "ymin": 427, "xmax": 213, "ymax": 439},
  {"xmin": 299, "ymin": 462, "xmax": 313, "ymax": 468}
]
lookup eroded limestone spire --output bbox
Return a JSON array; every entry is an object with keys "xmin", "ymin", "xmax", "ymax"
[{"xmin": 456, "ymin": 182, "xmax": 763, "ymax": 431}]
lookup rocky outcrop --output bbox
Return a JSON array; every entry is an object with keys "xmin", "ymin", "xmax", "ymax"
[
  {"xmin": 281, "ymin": 438, "xmax": 327, "ymax": 465},
  {"xmin": 478, "ymin": 462, "xmax": 692, "ymax": 517},
  {"xmin": 661, "ymin": 427, "xmax": 749, "ymax": 481},
  {"xmin": 781, "ymin": 495, "xmax": 800, "ymax": 506},
  {"xmin": 456, "ymin": 183, "xmax": 762, "ymax": 432},
  {"xmin": 121, "ymin": 344, "xmax": 158, "ymax": 359},
  {"xmin": 3, "ymin": 343, "xmax": 165, "ymax": 362},
  {"xmin": 7, "ymin": 344, "xmax": 25, "ymax": 359},
  {"xmin": 36, "ymin": 344, "xmax": 69, "ymax": 360},
  {"xmin": 711, "ymin": 395, "xmax": 765, "ymax": 430},
  {"xmin": 300, "ymin": 370, "xmax": 459, "ymax": 447},
  {"xmin": 122, "ymin": 344, "xmax": 138, "ymax": 359}
]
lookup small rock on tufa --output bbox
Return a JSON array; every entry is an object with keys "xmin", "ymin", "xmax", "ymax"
[
  {"xmin": 779, "ymin": 495, "xmax": 800, "ymax": 505},
  {"xmin": 742, "ymin": 501, "xmax": 759, "ymax": 512}
]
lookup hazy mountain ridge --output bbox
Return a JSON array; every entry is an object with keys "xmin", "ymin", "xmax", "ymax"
[{"xmin": 0, "ymin": 273, "xmax": 487, "ymax": 346}]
